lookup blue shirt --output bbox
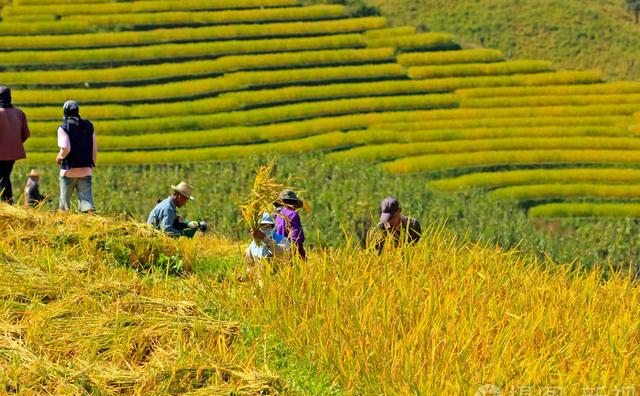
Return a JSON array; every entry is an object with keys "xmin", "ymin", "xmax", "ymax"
[{"xmin": 147, "ymin": 196, "xmax": 181, "ymax": 236}]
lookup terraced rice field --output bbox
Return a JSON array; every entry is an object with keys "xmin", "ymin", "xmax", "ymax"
[{"xmin": 6, "ymin": 0, "xmax": 640, "ymax": 218}]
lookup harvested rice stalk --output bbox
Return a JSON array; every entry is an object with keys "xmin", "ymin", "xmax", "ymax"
[{"xmin": 240, "ymin": 161, "xmax": 288, "ymax": 237}]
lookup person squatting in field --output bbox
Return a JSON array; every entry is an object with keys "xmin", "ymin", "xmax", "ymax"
[
  {"xmin": 56, "ymin": 100, "xmax": 97, "ymax": 213},
  {"xmin": 23, "ymin": 169, "xmax": 48, "ymax": 207},
  {"xmin": 273, "ymin": 189, "xmax": 307, "ymax": 259},
  {"xmin": 244, "ymin": 212, "xmax": 291, "ymax": 263},
  {"xmin": 0, "ymin": 86, "xmax": 30, "ymax": 204},
  {"xmin": 368, "ymin": 196, "xmax": 422, "ymax": 253},
  {"xmin": 147, "ymin": 181, "xmax": 208, "ymax": 238}
]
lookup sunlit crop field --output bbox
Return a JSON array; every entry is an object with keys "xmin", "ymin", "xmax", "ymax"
[{"xmin": 6, "ymin": 0, "xmax": 640, "ymax": 218}]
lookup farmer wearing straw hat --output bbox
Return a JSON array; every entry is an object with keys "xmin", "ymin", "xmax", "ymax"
[
  {"xmin": 147, "ymin": 182, "xmax": 206, "ymax": 238},
  {"xmin": 274, "ymin": 189, "xmax": 307, "ymax": 259},
  {"xmin": 368, "ymin": 196, "xmax": 422, "ymax": 253},
  {"xmin": 23, "ymin": 169, "xmax": 47, "ymax": 207},
  {"xmin": 244, "ymin": 212, "xmax": 291, "ymax": 263},
  {"xmin": 56, "ymin": 100, "xmax": 97, "ymax": 213},
  {"xmin": 0, "ymin": 86, "xmax": 30, "ymax": 204}
]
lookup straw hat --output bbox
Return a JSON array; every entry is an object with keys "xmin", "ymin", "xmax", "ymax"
[
  {"xmin": 171, "ymin": 181, "xmax": 194, "ymax": 200},
  {"xmin": 27, "ymin": 169, "xmax": 43, "ymax": 177}
]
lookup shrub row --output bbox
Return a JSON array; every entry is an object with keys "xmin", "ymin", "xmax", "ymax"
[
  {"xmin": 0, "ymin": 17, "xmax": 386, "ymax": 50},
  {"xmin": 16, "ymin": 63, "xmax": 406, "ymax": 105},
  {"xmin": 529, "ymin": 203, "xmax": 640, "ymax": 218},
  {"xmin": 328, "ymin": 137, "xmax": 640, "ymax": 162},
  {"xmin": 383, "ymin": 149, "xmax": 640, "ymax": 174},
  {"xmin": 490, "ymin": 183, "xmax": 640, "ymax": 200},
  {"xmin": 3, "ymin": 0, "xmax": 299, "ymax": 17},
  {"xmin": 429, "ymin": 168, "xmax": 640, "ymax": 191},
  {"xmin": 397, "ymin": 49, "xmax": 504, "ymax": 66},
  {"xmin": 26, "ymin": 93, "xmax": 455, "ymax": 137},
  {"xmin": 455, "ymin": 81, "xmax": 640, "ymax": 98},
  {"xmin": 408, "ymin": 60, "xmax": 552, "ymax": 79},
  {"xmin": 2, "ymin": 48, "xmax": 396, "ymax": 86}
]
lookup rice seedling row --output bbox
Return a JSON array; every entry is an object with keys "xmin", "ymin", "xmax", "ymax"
[
  {"xmin": 24, "ymin": 130, "xmax": 370, "ymax": 164},
  {"xmin": 529, "ymin": 202, "xmax": 640, "ymax": 218},
  {"xmin": 382, "ymin": 149, "xmax": 640, "ymax": 174},
  {"xmin": 397, "ymin": 48, "xmax": 504, "ymax": 66},
  {"xmin": 490, "ymin": 183, "xmax": 640, "ymax": 200},
  {"xmin": 0, "ymin": 48, "xmax": 396, "ymax": 87},
  {"xmin": 2, "ymin": 0, "xmax": 300, "ymax": 17},
  {"xmin": 408, "ymin": 60, "xmax": 552, "ymax": 79},
  {"xmin": 460, "ymin": 94, "xmax": 640, "ymax": 108},
  {"xmin": 26, "ymin": 93, "xmax": 455, "ymax": 136},
  {"xmin": 455, "ymin": 81, "xmax": 640, "ymax": 98},
  {"xmin": 328, "ymin": 137, "xmax": 640, "ymax": 162},
  {"xmin": 428, "ymin": 168, "xmax": 640, "ymax": 191},
  {"xmin": 0, "ymin": 17, "xmax": 386, "ymax": 49},
  {"xmin": 59, "ymin": 5, "xmax": 348, "ymax": 29},
  {"xmin": 0, "ymin": 34, "xmax": 366, "ymax": 68},
  {"xmin": 17, "ymin": 63, "xmax": 407, "ymax": 106}
]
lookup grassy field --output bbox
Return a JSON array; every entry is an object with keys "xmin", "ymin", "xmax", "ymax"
[
  {"xmin": 7, "ymin": 0, "xmax": 640, "ymax": 220},
  {"xmin": 355, "ymin": 0, "xmax": 640, "ymax": 80},
  {"xmin": 3, "ymin": 203, "xmax": 640, "ymax": 394},
  {"xmin": 0, "ymin": 204, "xmax": 336, "ymax": 394},
  {"xmin": 13, "ymin": 157, "xmax": 640, "ymax": 272},
  {"xmin": 5, "ymin": 0, "xmax": 640, "ymax": 393}
]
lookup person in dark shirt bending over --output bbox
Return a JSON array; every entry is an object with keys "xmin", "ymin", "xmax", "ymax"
[{"xmin": 368, "ymin": 196, "xmax": 421, "ymax": 253}]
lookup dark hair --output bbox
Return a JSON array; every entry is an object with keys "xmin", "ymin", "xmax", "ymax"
[{"xmin": 0, "ymin": 86, "xmax": 12, "ymax": 108}]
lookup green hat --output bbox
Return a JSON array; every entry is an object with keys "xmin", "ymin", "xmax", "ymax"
[{"xmin": 278, "ymin": 189, "xmax": 303, "ymax": 209}]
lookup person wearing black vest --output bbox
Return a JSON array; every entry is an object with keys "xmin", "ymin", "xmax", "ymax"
[{"xmin": 56, "ymin": 100, "xmax": 97, "ymax": 212}]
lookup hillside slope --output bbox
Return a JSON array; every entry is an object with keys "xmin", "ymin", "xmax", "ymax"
[{"xmin": 363, "ymin": 0, "xmax": 640, "ymax": 80}]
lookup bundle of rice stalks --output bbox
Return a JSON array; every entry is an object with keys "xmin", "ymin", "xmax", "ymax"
[{"xmin": 240, "ymin": 161, "xmax": 288, "ymax": 233}]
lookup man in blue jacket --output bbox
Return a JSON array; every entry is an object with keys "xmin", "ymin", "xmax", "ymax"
[{"xmin": 147, "ymin": 181, "xmax": 206, "ymax": 238}]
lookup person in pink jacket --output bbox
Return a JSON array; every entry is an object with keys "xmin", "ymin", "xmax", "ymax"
[{"xmin": 0, "ymin": 86, "xmax": 30, "ymax": 204}]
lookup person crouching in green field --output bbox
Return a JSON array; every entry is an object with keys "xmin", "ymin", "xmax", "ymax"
[
  {"xmin": 367, "ymin": 196, "xmax": 422, "ymax": 253},
  {"xmin": 147, "ymin": 181, "xmax": 207, "ymax": 238},
  {"xmin": 23, "ymin": 169, "xmax": 47, "ymax": 208}
]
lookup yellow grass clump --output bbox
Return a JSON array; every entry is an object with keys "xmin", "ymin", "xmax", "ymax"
[
  {"xmin": 0, "ymin": 204, "xmax": 284, "ymax": 394},
  {"xmin": 224, "ymin": 226, "xmax": 640, "ymax": 393}
]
